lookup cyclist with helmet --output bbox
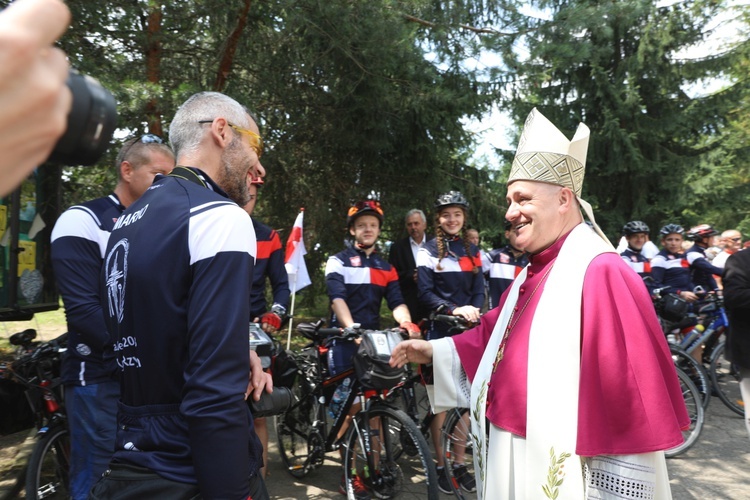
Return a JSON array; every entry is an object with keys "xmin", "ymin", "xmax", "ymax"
[
  {"xmin": 325, "ymin": 200, "xmax": 419, "ymax": 500},
  {"xmin": 651, "ymin": 224, "xmax": 699, "ymax": 302},
  {"xmin": 485, "ymin": 219, "xmax": 529, "ymax": 310},
  {"xmin": 620, "ymin": 221, "xmax": 653, "ymax": 287},
  {"xmin": 417, "ymin": 190, "xmax": 483, "ymax": 494},
  {"xmin": 685, "ymin": 224, "xmax": 724, "ymax": 292}
]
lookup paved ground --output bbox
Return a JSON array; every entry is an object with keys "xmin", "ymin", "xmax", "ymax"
[{"xmin": 262, "ymin": 397, "xmax": 750, "ymax": 499}]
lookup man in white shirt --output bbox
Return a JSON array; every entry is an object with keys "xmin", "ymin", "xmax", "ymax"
[{"xmin": 389, "ymin": 209, "xmax": 431, "ymax": 324}]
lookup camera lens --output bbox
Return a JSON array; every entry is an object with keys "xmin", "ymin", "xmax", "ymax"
[{"xmin": 47, "ymin": 69, "xmax": 118, "ymax": 166}]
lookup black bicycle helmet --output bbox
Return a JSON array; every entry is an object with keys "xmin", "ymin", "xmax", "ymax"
[
  {"xmin": 347, "ymin": 200, "xmax": 384, "ymax": 227},
  {"xmin": 659, "ymin": 224, "xmax": 684, "ymax": 237},
  {"xmin": 434, "ymin": 191, "xmax": 469, "ymax": 210},
  {"xmin": 687, "ymin": 224, "xmax": 718, "ymax": 242},
  {"xmin": 622, "ymin": 220, "xmax": 650, "ymax": 236}
]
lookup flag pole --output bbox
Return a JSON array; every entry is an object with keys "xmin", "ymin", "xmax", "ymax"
[{"xmin": 286, "ymin": 272, "xmax": 298, "ymax": 350}]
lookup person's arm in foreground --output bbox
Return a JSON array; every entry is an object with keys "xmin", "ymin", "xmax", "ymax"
[{"xmin": 0, "ymin": 0, "xmax": 72, "ymax": 196}]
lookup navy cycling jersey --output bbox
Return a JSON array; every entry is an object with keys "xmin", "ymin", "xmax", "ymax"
[
  {"xmin": 620, "ymin": 247, "xmax": 653, "ymax": 290},
  {"xmin": 486, "ymin": 246, "xmax": 528, "ymax": 310},
  {"xmin": 101, "ymin": 167, "xmax": 261, "ymax": 498},
  {"xmin": 685, "ymin": 244, "xmax": 723, "ymax": 292},
  {"xmin": 650, "ymin": 249, "xmax": 692, "ymax": 295},
  {"xmin": 249, "ymin": 218, "xmax": 290, "ymax": 318},
  {"xmin": 417, "ymin": 237, "xmax": 484, "ymax": 339},
  {"xmin": 51, "ymin": 193, "xmax": 123, "ymax": 386},
  {"xmin": 325, "ymin": 246, "xmax": 403, "ymax": 330}
]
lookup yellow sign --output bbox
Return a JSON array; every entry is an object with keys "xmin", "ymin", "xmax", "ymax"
[
  {"xmin": 17, "ymin": 240, "xmax": 36, "ymax": 276},
  {"xmin": 0, "ymin": 205, "xmax": 6, "ymax": 241}
]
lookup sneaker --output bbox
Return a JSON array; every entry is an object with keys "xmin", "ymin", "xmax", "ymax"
[
  {"xmin": 453, "ymin": 464, "xmax": 477, "ymax": 493},
  {"xmin": 437, "ymin": 467, "xmax": 453, "ymax": 495},
  {"xmin": 340, "ymin": 473, "xmax": 371, "ymax": 500}
]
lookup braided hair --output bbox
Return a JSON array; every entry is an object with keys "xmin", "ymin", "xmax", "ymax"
[{"xmin": 434, "ymin": 210, "xmax": 479, "ymax": 274}]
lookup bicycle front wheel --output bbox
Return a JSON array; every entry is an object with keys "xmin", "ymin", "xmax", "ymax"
[
  {"xmin": 665, "ymin": 367, "xmax": 704, "ymax": 458},
  {"xmin": 441, "ymin": 408, "xmax": 476, "ymax": 499},
  {"xmin": 342, "ymin": 405, "xmax": 438, "ymax": 500},
  {"xmin": 25, "ymin": 425, "xmax": 70, "ymax": 500},
  {"xmin": 709, "ymin": 342, "xmax": 744, "ymax": 416}
]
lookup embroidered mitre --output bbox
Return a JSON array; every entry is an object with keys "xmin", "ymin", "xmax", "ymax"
[{"xmin": 508, "ymin": 108, "xmax": 590, "ymax": 197}]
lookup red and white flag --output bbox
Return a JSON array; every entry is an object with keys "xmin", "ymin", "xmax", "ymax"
[{"xmin": 284, "ymin": 209, "xmax": 311, "ymax": 292}]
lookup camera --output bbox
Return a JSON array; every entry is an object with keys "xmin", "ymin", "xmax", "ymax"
[
  {"xmin": 248, "ymin": 387, "xmax": 294, "ymax": 418},
  {"xmin": 46, "ymin": 69, "xmax": 118, "ymax": 166}
]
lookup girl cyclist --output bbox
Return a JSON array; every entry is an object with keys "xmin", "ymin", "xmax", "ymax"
[{"xmin": 417, "ymin": 190, "xmax": 484, "ymax": 494}]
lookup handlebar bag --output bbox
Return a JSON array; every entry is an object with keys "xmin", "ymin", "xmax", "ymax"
[
  {"xmin": 354, "ymin": 330, "xmax": 406, "ymax": 390},
  {"xmin": 660, "ymin": 293, "xmax": 689, "ymax": 322}
]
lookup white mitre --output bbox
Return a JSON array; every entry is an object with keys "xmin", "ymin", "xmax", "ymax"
[{"xmin": 508, "ymin": 108, "xmax": 611, "ymax": 245}]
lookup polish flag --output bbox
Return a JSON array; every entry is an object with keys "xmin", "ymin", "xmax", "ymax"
[{"xmin": 285, "ymin": 209, "xmax": 311, "ymax": 292}]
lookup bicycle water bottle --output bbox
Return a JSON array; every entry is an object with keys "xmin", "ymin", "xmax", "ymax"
[
  {"xmin": 329, "ymin": 377, "xmax": 352, "ymax": 419},
  {"xmin": 681, "ymin": 324, "xmax": 705, "ymax": 351}
]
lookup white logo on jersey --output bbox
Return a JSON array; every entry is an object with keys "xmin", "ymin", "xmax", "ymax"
[{"xmin": 105, "ymin": 238, "xmax": 129, "ymax": 323}]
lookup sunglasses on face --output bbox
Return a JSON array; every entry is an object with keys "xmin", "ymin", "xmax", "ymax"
[
  {"xmin": 198, "ymin": 120, "xmax": 264, "ymax": 158},
  {"xmin": 348, "ymin": 200, "xmax": 383, "ymax": 217}
]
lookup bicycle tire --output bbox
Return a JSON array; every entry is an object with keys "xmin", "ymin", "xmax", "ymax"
[
  {"xmin": 342, "ymin": 405, "xmax": 438, "ymax": 499},
  {"xmin": 275, "ymin": 378, "xmax": 320, "ymax": 478},
  {"xmin": 665, "ymin": 367, "xmax": 704, "ymax": 458},
  {"xmin": 25, "ymin": 425, "xmax": 70, "ymax": 499},
  {"xmin": 669, "ymin": 344, "xmax": 710, "ymax": 410},
  {"xmin": 441, "ymin": 408, "xmax": 476, "ymax": 499},
  {"xmin": 709, "ymin": 342, "xmax": 744, "ymax": 416}
]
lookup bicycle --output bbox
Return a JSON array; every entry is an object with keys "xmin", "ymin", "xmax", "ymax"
[
  {"xmin": 274, "ymin": 320, "xmax": 438, "ymax": 499},
  {"xmin": 653, "ymin": 287, "xmax": 717, "ymax": 410},
  {"xmin": 392, "ymin": 313, "xmax": 476, "ymax": 499},
  {"xmin": 0, "ymin": 329, "xmax": 69, "ymax": 499}
]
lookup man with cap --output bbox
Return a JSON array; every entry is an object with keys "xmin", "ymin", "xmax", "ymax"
[
  {"xmin": 390, "ymin": 108, "xmax": 688, "ymax": 499},
  {"xmin": 484, "ymin": 220, "xmax": 528, "ymax": 310}
]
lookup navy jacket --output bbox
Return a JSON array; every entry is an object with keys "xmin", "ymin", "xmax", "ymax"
[
  {"xmin": 417, "ymin": 237, "xmax": 484, "ymax": 339},
  {"xmin": 651, "ymin": 249, "xmax": 693, "ymax": 295},
  {"xmin": 51, "ymin": 193, "xmax": 123, "ymax": 386},
  {"xmin": 101, "ymin": 168, "xmax": 262, "ymax": 498},
  {"xmin": 486, "ymin": 246, "xmax": 528, "ymax": 310},
  {"xmin": 620, "ymin": 247, "xmax": 653, "ymax": 293},
  {"xmin": 686, "ymin": 244, "xmax": 723, "ymax": 292},
  {"xmin": 325, "ymin": 246, "xmax": 403, "ymax": 330},
  {"xmin": 249, "ymin": 218, "xmax": 290, "ymax": 318}
]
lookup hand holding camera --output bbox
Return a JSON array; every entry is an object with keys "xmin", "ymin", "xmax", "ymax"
[
  {"xmin": 0, "ymin": 0, "xmax": 118, "ymax": 197},
  {"xmin": 0, "ymin": 0, "xmax": 71, "ymax": 196}
]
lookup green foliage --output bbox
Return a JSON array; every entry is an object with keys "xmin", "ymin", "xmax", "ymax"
[
  {"xmin": 50, "ymin": 0, "xmax": 505, "ymax": 292},
  {"xmin": 492, "ymin": 0, "xmax": 747, "ymax": 240}
]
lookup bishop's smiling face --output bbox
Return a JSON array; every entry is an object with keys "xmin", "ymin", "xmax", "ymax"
[{"xmin": 504, "ymin": 180, "xmax": 567, "ymax": 255}]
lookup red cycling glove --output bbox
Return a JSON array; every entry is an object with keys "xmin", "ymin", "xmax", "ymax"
[
  {"xmin": 400, "ymin": 321, "xmax": 421, "ymax": 337},
  {"xmin": 260, "ymin": 312, "xmax": 282, "ymax": 331}
]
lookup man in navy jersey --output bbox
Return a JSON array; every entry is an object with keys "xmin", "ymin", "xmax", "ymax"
[
  {"xmin": 325, "ymin": 200, "xmax": 419, "ymax": 499},
  {"xmin": 685, "ymin": 224, "xmax": 723, "ymax": 292},
  {"xmin": 50, "ymin": 135, "xmax": 174, "ymax": 499},
  {"xmin": 619, "ymin": 220, "xmax": 653, "ymax": 293},
  {"xmin": 243, "ymin": 175, "xmax": 290, "ymax": 479},
  {"xmin": 92, "ymin": 92, "xmax": 271, "ymax": 499},
  {"xmin": 651, "ymin": 224, "xmax": 699, "ymax": 303}
]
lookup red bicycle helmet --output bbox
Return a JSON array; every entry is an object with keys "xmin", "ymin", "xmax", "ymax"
[{"xmin": 347, "ymin": 200, "xmax": 384, "ymax": 227}]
